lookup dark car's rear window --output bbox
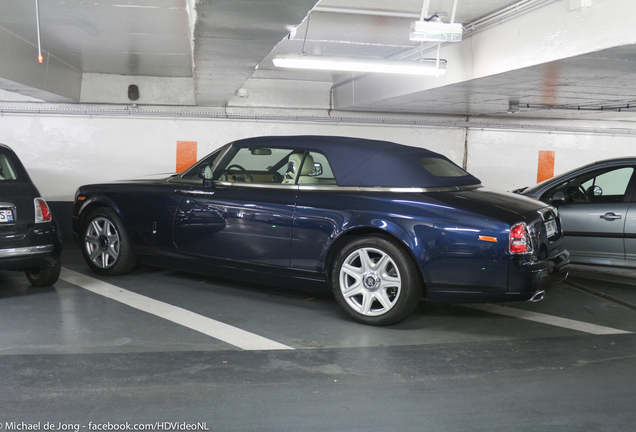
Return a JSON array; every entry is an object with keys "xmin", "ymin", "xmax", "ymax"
[
  {"xmin": 419, "ymin": 158, "xmax": 469, "ymax": 178},
  {"xmin": 0, "ymin": 154, "xmax": 18, "ymax": 180}
]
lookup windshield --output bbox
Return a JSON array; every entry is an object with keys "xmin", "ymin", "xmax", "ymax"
[{"xmin": 180, "ymin": 143, "xmax": 232, "ymax": 179}]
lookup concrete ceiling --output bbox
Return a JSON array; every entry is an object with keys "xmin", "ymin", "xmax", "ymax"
[{"xmin": 1, "ymin": 0, "xmax": 636, "ymax": 121}]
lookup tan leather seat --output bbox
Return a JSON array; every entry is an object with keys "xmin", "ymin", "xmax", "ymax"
[{"xmin": 283, "ymin": 153, "xmax": 318, "ymax": 184}]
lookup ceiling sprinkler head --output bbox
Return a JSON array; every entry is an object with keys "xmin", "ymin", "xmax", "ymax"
[{"xmin": 432, "ymin": 12, "xmax": 447, "ymax": 22}]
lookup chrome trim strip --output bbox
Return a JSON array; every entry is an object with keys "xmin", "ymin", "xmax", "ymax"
[
  {"xmin": 333, "ymin": 184, "xmax": 481, "ymax": 193},
  {"xmin": 0, "ymin": 244, "xmax": 54, "ymax": 258},
  {"xmin": 0, "ymin": 202, "xmax": 15, "ymax": 208},
  {"xmin": 176, "ymin": 190, "xmax": 216, "ymax": 196},
  {"xmin": 215, "ymin": 181, "xmax": 299, "ymax": 190},
  {"xmin": 538, "ymin": 206, "xmax": 556, "ymax": 222},
  {"xmin": 203, "ymin": 183, "xmax": 482, "ymax": 193}
]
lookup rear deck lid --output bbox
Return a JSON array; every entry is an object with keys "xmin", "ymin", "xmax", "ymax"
[{"xmin": 435, "ymin": 187, "xmax": 550, "ymax": 223}]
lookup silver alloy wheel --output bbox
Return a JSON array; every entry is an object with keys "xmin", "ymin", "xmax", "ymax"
[
  {"xmin": 84, "ymin": 216, "xmax": 121, "ymax": 269},
  {"xmin": 338, "ymin": 246, "xmax": 402, "ymax": 317}
]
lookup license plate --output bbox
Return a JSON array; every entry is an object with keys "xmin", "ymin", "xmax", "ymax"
[
  {"xmin": 545, "ymin": 219, "xmax": 557, "ymax": 237},
  {"xmin": 0, "ymin": 209, "xmax": 14, "ymax": 222}
]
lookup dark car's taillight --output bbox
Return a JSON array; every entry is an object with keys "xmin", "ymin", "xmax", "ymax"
[
  {"xmin": 509, "ymin": 222, "xmax": 531, "ymax": 254},
  {"xmin": 34, "ymin": 198, "xmax": 51, "ymax": 223}
]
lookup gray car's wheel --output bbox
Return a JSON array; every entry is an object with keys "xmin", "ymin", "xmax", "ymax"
[
  {"xmin": 81, "ymin": 207, "xmax": 136, "ymax": 276},
  {"xmin": 330, "ymin": 235, "xmax": 422, "ymax": 326},
  {"xmin": 25, "ymin": 259, "xmax": 61, "ymax": 287}
]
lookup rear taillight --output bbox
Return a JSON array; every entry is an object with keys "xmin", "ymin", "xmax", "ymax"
[
  {"xmin": 509, "ymin": 222, "xmax": 531, "ymax": 254},
  {"xmin": 34, "ymin": 198, "xmax": 51, "ymax": 223}
]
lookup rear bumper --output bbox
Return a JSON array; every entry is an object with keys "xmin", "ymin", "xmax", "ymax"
[
  {"xmin": 0, "ymin": 244, "xmax": 54, "ymax": 258},
  {"xmin": 0, "ymin": 222, "xmax": 62, "ymax": 271},
  {"xmin": 425, "ymin": 248, "xmax": 570, "ymax": 304},
  {"xmin": 510, "ymin": 247, "xmax": 571, "ymax": 296}
]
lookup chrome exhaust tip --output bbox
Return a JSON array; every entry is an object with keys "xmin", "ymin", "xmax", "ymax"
[{"xmin": 528, "ymin": 290, "xmax": 545, "ymax": 302}]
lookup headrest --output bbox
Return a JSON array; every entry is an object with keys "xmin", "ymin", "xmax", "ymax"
[
  {"xmin": 300, "ymin": 154, "xmax": 314, "ymax": 176},
  {"xmin": 288, "ymin": 153, "xmax": 314, "ymax": 177}
]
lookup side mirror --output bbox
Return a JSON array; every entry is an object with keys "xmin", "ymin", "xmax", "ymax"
[
  {"xmin": 551, "ymin": 190, "xmax": 565, "ymax": 205},
  {"xmin": 311, "ymin": 162, "xmax": 323, "ymax": 177},
  {"xmin": 198, "ymin": 164, "xmax": 213, "ymax": 187}
]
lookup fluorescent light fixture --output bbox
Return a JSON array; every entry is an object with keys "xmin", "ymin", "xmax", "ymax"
[
  {"xmin": 409, "ymin": 21, "xmax": 463, "ymax": 42},
  {"xmin": 273, "ymin": 53, "xmax": 446, "ymax": 76}
]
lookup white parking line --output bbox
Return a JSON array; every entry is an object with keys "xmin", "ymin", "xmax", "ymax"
[
  {"xmin": 463, "ymin": 304, "xmax": 632, "ymax": 335},
  {"xmin": 60, "ymin": 268, "xmax": 294, "ymax": 351}
]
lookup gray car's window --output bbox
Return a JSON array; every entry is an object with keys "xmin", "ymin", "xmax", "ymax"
[
  {"xmin": 581, "ymin": 168, "xmax": 633, "ymax": 198},
  {"xmin": 0, "ymin": 154, "xmax": 18, "ymax": 180},
  {"xmin": 544, "ymin": 166, "xmax": 635, "ymax": 204}
]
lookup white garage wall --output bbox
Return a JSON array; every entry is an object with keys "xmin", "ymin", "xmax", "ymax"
[
  {"xmin": 467, "ymin": 129, "xmax": 636, "ymax": 192},
  {"xmin": 2, "ymin": 112, "xmax": 636, "ymax": 202},
  {"xmin": 0, "ymin": 114, "xmax": 467, "ymax": 201}
]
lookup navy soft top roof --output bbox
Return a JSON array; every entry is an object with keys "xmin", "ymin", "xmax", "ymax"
[{"xmin": 232, "ymin": 135, "xmax": 481, "ymax": 188}]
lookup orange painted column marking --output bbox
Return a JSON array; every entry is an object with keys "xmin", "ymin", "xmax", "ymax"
[
  {"xmin": 176, "ymin": 141, "xmax": 197, "ymax": 173},
  {"xmin": 537, "ymin": 150, "xmax": 555, "ymax": 183}
]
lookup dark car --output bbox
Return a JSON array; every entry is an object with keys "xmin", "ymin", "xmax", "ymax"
[
  {"xmin": 516, "ymin": 157, "xmax": 636, "ymax": 268},
  {"xmin": 0, "ymin": 144, "xmax": 62, "ymax": 286},
  {"xmin": 72, "ymin": 136, "xmax": 569, "ymax": 325}
]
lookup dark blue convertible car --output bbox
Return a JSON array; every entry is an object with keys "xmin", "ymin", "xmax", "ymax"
[{"xmin": 73, "ymin": 136, "xmax": 569, "ymax": 325}]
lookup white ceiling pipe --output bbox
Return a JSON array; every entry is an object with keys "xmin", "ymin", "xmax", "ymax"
[
  {"xmin": 419, "ymin": 0, "xmax": 431, "ymax": 21},
  {"xmin": 450, "ymin": 0, "xmax": 458, "ymax": 24},
  {"xmin": 313, "ymin": 7, "xmax": 419, "ymax": 19}
]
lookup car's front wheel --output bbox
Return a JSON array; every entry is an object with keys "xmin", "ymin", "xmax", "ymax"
[
  {"xmin": 25, "ymin": 259, "xmax": 61, "ymax": 287},
  {"xmin": 81, "ymin": 207, "xmax": 136, "ymax": 275},
  {"xmin": 330, "ymin": 235, "xmax": 422, "ymax": 326}
]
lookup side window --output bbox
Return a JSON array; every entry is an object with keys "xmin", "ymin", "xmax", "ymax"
[
  {"xmin": 216, "ymin": 147, "xmax": 294, "ymax": 184},
  {"xmin": 0, "ymin": 154, "xmax": 18, "ymax": 181},
  {"xmin": 582, "ymin": 168, "xmax": 633, "ymax": 200},
  {"xmin": 212, "ymin": 148, "xmax": 337, "ymax": 186},
  {"xmin": 283, "ymin": 151, "xmax": 336, "ymax": 185},
  {"xmin": 543, "ymin": 167, "xmax": 635, "ymax": 204}
]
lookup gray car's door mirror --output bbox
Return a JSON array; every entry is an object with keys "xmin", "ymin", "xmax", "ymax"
[{"xmin": 551, "ymin": 190, "xmax": 566, "ymax": 205}]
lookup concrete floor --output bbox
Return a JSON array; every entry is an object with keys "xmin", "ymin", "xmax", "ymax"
[{"xmin": 1, "ymin": 243, "xmax": 635, "ymax": 431}]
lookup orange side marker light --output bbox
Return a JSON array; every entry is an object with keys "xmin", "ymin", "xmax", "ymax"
[{"xmin": 478, "ymin": 235, "xmax": 498, "ymax": 243}]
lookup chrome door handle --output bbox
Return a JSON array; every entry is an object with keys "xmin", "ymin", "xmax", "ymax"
[{"xmin": 600, "ymin": 212, "xmax": 622, "ymax": 221}]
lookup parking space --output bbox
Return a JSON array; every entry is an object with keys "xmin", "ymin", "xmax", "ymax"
[
  {"xmin": 2, "ymin": 244, "xmax": 636, "ymax": 430},
  {"xmin": 2, "ymin": 244, "xmax": 635, "ymax": 354}
]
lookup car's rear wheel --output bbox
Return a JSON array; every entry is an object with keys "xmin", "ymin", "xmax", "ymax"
[
  {"xmin": 25, "ymin": 259, "xmax": 61, "ymax": 287},
  {"xmin": 330, "ymin": 235, "xmax": 422, "ymax": 326},
  {"xmin": 81, "ymin": 207, "xmax": 136, "ymax": 275}
]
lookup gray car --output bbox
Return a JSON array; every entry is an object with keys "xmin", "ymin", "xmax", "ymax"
[{"xmin": 515, "ymin": 157, "xmax": 636, "ymax": 268}]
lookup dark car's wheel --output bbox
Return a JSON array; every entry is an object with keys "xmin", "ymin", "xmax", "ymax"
[
  {"xmin": 330, "ymin": 235, "xmax": 422, "ymax": 326},
  {"xmin": 81, "ymin": 207, "xmax": 136, "ymax": 275},
  {"xmin": 25, "ymin": 259, "xmax": 61, "ymax": 287}
]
